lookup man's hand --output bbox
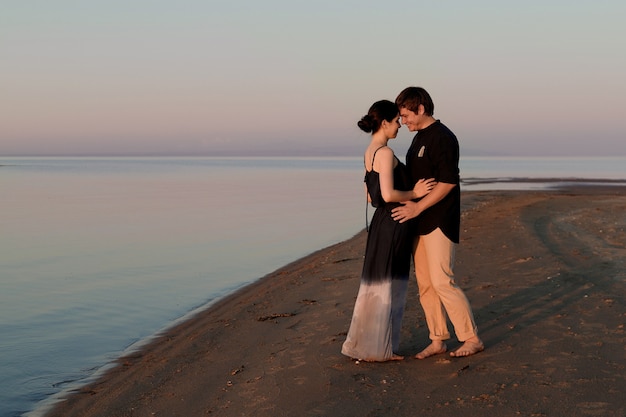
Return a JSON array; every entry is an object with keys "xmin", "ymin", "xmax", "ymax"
[
  {"xmin": 391, "ymin": 201, "xmax": 421, "ymax": 223},
  {"xmin": 393, "ymin": 182, "xmax": 455, "ymax": 223}
]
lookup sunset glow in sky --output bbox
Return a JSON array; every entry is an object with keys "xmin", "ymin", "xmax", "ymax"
[{"xmin": 2, "ymin": 1, "xmax": 625, "ymax": 156}]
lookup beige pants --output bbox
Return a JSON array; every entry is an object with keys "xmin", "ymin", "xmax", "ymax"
[{"xmin": 413, "ymin": 228, "xmax": 478, "ymax": 342}]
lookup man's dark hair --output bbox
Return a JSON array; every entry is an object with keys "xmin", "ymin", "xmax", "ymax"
[{"xmin": 395, "ymin": 87, "xmax": 435, "ymax": 116}]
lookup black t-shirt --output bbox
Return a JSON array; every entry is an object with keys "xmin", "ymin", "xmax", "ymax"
[{"xmin": 405, "ymin": 120, "xmax": 461, "ymax": 243}]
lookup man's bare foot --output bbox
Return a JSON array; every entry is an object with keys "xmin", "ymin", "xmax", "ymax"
[
  {"xmin": 450, "ymin": 339, "xmax": 484, "ymax": 357},
  {"xmin": 414, "ymin": 342, "xmax": 447, "ymax": 359},
  {"xmin": 389, "ymin": 354, "xmax": 404, "ymax": 361}
]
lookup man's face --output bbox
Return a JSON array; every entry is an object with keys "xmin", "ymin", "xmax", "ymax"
[{"xmin": 399, "ymin": 107, "xmax": 421, "ymax": 132}]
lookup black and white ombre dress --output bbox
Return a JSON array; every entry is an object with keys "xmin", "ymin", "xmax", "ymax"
[{"xmin": 341, "ymin": 151, "xmax": 413, "ymax": 361}]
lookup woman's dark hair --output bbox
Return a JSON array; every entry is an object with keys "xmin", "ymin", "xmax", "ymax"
[
  {"xmin": 395, "ymin": 86, "xmax": 434, "ymax": 116},
  {"xmin": 357, "ymin": 100, "xmax": 398, "ymax": 134}
]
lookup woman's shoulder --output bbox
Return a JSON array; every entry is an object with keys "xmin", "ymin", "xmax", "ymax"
[
  {"xmin": 373, "ymin": 145, "xmax": 394, "ymax": 159},
  {"xmin": 373, "ymin": 145, "xmax": 395, "ymax": 163},
  {"xmin": 365, "ymin": 145, "xmax": 393, "ymax": 170}
]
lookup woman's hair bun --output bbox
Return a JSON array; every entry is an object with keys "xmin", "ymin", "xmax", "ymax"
[{"xmin": 357, "ymin": 114, "xmax": 374, "ymax": 133}]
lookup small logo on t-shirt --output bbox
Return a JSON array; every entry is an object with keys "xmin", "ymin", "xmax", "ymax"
[{"xmin": 418, "ymin": 146, "xmax": 425, "ymax": 157}]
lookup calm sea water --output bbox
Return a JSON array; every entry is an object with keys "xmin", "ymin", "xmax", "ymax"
[{"xmin": 1, "ymin": 156, "xmax": 625, "ymax": 417}]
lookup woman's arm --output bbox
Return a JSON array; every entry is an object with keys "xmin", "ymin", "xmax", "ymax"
[{"xmin": 375, "ymin": 147, "xmax": 435, "ymax": 203}]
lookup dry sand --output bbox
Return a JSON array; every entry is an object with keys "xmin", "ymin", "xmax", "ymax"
[{"xmin": 44, "ymin": 187, "xmax": 626, "ymax": 417}]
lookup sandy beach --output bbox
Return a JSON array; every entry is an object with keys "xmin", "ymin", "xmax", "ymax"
[{"xmin": 43, "ymin": 187, "xmax": 626, "ymax": 417}]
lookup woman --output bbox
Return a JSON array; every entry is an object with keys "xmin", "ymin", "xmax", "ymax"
[{"xmin": 341, "ymin": 100, "xmax": 436, "ymax": 362}]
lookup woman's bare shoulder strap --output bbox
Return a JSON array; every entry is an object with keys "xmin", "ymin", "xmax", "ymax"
[{"xmin": 370, "ymin": 145, "xmax": 387, "ymax": 168}]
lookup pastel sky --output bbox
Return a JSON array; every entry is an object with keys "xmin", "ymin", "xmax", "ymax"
[{"xmin": 2, "ymin": 0, "xmax": 625, "ymax": 157}]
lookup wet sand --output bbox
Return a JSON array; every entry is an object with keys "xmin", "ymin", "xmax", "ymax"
[{"xmin": 44, "ymin": 187, "xmax": 626, "ymax": 417}]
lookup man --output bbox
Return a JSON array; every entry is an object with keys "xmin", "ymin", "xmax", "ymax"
[{"xmin": 391, "ymin": 86, "xmax": 484, "ymax": 358}]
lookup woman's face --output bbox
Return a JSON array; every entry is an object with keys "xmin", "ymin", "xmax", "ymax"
[{"xmin": 382, "ymin": 115, "xmax": 401, "ymax": 139}]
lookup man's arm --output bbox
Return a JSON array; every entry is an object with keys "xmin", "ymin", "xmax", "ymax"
[{"xmin": 391, "ymin": 182, "xmax": 455, "ymax": 223}]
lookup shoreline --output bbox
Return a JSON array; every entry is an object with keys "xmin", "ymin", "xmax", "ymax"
[{"xmin": 40, "ymin": 186, "xmax": 626, "ymax": 417}]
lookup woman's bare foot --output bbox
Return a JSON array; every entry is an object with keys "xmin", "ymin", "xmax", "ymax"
[
  {"xmin": 414, "ymin": 341, "xmax": 447, "ymax": 359},
  {"xmin": 450, "ymin": 339, "xmax": 484, "ymax": 357}
]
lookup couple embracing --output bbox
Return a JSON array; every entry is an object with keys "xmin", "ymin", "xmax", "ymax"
[{"xmin": 341, "ymin": 87, "xmax": 484, "ymax": 362}]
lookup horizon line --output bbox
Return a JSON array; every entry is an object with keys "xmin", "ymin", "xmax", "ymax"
[{"xmin": 2, "ymin": 151, "xmax": 626, "ymax": 158}]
